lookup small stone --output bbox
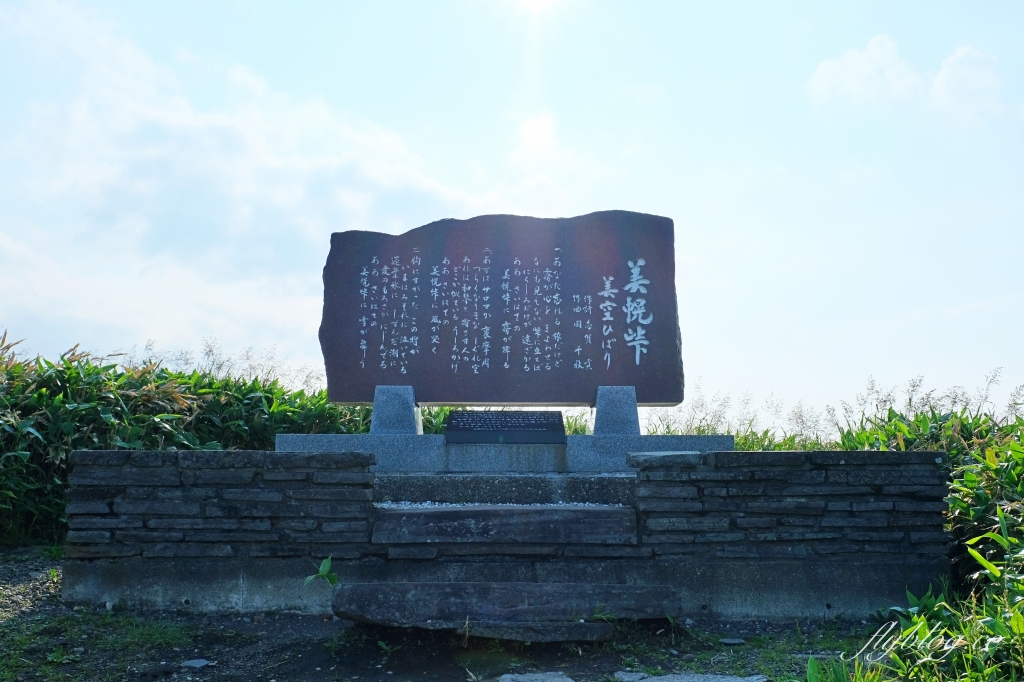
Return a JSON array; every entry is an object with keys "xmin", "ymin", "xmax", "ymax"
[
  {"xmin": 105, "ymin": 601, "xmax": 114, "ymax": 611},
  {"xmin": 139, "ymin": 662, "xmax": 176, "ymax": 679},
  {"xmin": 669, "ymin": 649, "xmax": 679, "ymax": 655},
  {"xmin": 614, "ymin": 673, "xmax": 649, "ymax": 682},
  {"xmin": 73, "ymin": 647, "xmax": 84, "ymax": 653},
  {"xmin": 681, "ymin": 654, "xmax": 696, "ymax": 662},
  {"xmin": 29, "ymin": 571, "xmax": 44, "ymax": 579},
  {"xmin": 684, "ymin": 618, "xmax": 694, "ymax": 627},
  {"xmin": 719, "ymin": 638, "xmax": 746, "ymax": 646},
  {"xmin": 498, "ymin": 674, "xmax": 575, "ymax": 682},
  {"xmin": 181, "ymin": 659, "xmax": 212, "ymax": 670}
]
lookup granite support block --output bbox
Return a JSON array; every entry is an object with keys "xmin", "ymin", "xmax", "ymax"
[
  {"xmin": 276, "ymin": 434, "xmax": 732, "ymax": 472},
  {"xmin": 593, "ymin": 386, "xmax": 641, "ymax": 435},
  {"xmin": 567, "ymin": 435, "xmax": 735, "ymax": 472},
  {"xmin": 370, "ymin": 386, "xmax": 422, "ymax": 435},
  {"xmin": 276, "ymin": 434, "xmax": 443, "ymax": 472}
]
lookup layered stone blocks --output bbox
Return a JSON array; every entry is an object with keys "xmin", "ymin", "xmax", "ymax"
[
  {"xmin": 64, "ymin": 450, "xmax": 374, "ymax": 561},
  {"xmin": 632, "ymin": 450, "xmax": 948, "ymax": 561}
]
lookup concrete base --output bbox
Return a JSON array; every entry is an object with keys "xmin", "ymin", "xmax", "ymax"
[
  {"xmin": 274, "ymin": 434, "xmax": 734, "ymax": 472},
  {"xmin": 63, "ymin": 556, "xmax": 946, "ymax": 620},
  {"xmin": 62, "ymin": 557, "xmax": 336, "ymax": 614}
]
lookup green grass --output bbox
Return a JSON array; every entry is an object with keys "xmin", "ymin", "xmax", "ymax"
[{"xmin": 1, "ymin": 608, "xmax": 200, "ymax": 682}]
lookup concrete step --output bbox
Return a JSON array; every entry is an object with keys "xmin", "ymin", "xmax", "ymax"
[
  {"xmin": 333, "ymin": 581, "xmax": 678, "ymax": 640},
  {"xmin": 372, "ymin": 504, "xmax": 637, "ymax": 545},
  {"xmin": 374, "ymin": 473, "xmax": 636, "ymax": 505}
]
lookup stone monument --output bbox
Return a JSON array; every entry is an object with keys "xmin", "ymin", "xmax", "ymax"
[
  {"xmin": 279, "ymin": 210, "xmax": 734, "ymax": 469},
  {"xmin": 60, "ymin": 209, "xmax": 948, "ymax": 643},
  {"xmin": 319, "ymin": 210, "xmax": 684, "ymax": 405}
]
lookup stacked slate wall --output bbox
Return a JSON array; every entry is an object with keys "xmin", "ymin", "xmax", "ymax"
[
  {"xmin": 65, "ymin": 451, "xmax": 374, "ymax": 561},
  {"xmin": 62, "ymin": 449, "xmax": 949, "ymax": 617},
  {"xmin": 635, "ymin": 451, "xmax": 948, "ymax": 560}
]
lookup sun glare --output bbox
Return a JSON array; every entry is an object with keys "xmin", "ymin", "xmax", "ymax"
[{"xmin": 518, "ymin": 0, "xmax": 560, "ymax": 16}]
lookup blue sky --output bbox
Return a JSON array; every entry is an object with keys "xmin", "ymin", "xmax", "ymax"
[{"xmin": 1, "ymin": 0, "xmax": 1022, "ymax": 413}]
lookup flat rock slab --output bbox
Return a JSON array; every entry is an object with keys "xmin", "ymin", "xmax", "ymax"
[
  {"xmin": 626, "ymin": 451, "xmax": 703, "ymax": 468},
  {"xmin": 319, "ymin": 210, "xmax": 684, "ymax": 405},
  {"xmin": 500, "ymin": 674, "xmax": 575, "ymax": 682},
  {"xmin": 333, "ymin": 582, "xmax": 679, "ymax": 626},
  {"xmin": 613, "ymin": 676, "xmax": 767, "ymax": 682},
  {"xmin": 371, "ymin": 505, "xmax": 637, "ymax": 544},
  {"xmin": 374, "ymin": 473, "xmax": 636, "ymax": 505},
  {"xmin": 520, "ymin": 671, "xmax": 770, "ymax": 675},
  {"xmin": 400, "ymin": 620, "xmax": 613, "ymax": 642}
]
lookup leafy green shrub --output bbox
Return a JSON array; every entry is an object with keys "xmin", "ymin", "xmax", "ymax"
[{"xmin": 0, "ymin": 333, "xmax": 370, "ymax": 544}]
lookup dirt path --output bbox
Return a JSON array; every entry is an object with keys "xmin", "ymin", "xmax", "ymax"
[{"xmin": 1, "ymin": 547, "xmax": 874, "ymax": 681}]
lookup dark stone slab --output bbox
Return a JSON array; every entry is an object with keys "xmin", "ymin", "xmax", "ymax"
[
  {"xmin": 331, "ymin": 582, "xmax": 679, "ymax": 625},
  {"xmin": 371, "ymin": 505, "xmax": 637, "ymax": 545},
  {"xmin": 62, "ymin": 555, "xmax": 948, "ymax": 620},
  {"xmin": 320, "ymin": 210, "xmax": 683, "ymax": 405},
  {"xmin": 374, "ymin": 473, "xmax": 636, "ymax": 505},
  {"xmin": 627, "ymin": 451, "xmax": 703, "ymax": 468},
  {"xmin": 445, "ymin": 410, "xmax": 566, "ymax": 444}
]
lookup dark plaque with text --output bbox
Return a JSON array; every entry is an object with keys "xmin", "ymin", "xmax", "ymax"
[
  {"xmin": 319, "ymin": 210, "xmax": 684, "ymax": 405},
  {"xmin": 444, "ymin": 411, "xmax": 566, "ymax": 445}
]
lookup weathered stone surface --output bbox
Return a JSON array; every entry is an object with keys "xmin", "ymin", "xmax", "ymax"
[
  {"xmin": 66, "ymin": 530, "xmax": 112, "ymax": 543},
  {"xmin": 67, "ymin": 516, "xmax": 143, "ymax": 530},
  {"xmin": 500, "ymin": 673, "xmax": 578, "ymax": 682},
  {"xmin": 628, "ymin": 451, "xmax": 702, "ymax": 468},
  {"xmin": 320, "ymin": 211, "xmax": 683, "ymax": 405},
  {"xmin": 69, "ymin": 451, "xmax": 131, "ymax": 466},
  {"xmin": 113, "ymin": 501, "xmax": 200, "ymax": 516},
  {"xmin": 643, "ymin": 671, "xmax": 765, "ymax": 675},
  {"xmin": 646, "ymin": 517, "xmax": 730, "ymax": 532},
  {"xmin": 65, "ymin": 500, "xmax": 112, "ymax": 515},
  {"xmin": 69, "ymin": 466, "xmax": 180, "ymax": 486},
  {"xmin": 388, "ymin": 546, "xmax": 439, "ymax": 560},
  {"xmin": 374, "ymin": 473, "xmax": 636, "ymax": 505},
  {"xmin": 637, "ymin": 483, "xmax": 699, "ymax": 498},
  {"xmin": 332, "ymin": 582, "xmax": 679, "ymax": 624},
  {"xmin": 371, "ymin": 505, "xmax": 637, "ymax": 545},
  {"xmin": 141, "ymin": 544, "xmax": 237, "ymax": 558}
]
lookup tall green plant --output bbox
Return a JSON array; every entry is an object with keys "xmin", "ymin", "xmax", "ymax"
[{"xmin": 0, "ymin": 332, "xmax": 370, "ymax": 544}]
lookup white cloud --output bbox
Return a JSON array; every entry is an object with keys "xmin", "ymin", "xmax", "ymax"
[
  {"xmin": 0, "ymin": 0, "xmax": 473, "ymax": 362},
  {"xmin": 808, "ymin": 35, "xmax": 1006, "ymax": 125},
  {"xmin": 930, "ymin": 47, "xmax": 1003, "ymax": 124},
  {"xmin": 807, "ymin": 35, "xmax": 923, "ymax": 107}
]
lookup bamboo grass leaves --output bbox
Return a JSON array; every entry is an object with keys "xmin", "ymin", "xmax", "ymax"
[{"xmin": 0, "ymin": 332, "xmax": 370, "ymax": 543}]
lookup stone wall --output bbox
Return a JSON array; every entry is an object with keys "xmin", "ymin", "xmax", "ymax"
[
  {"xmin": 62, "ymin": 448, "xmax": 949, "ymax": 621},
  {"xmin": 64, "ymin": 450, "xmax": 374, "ymax": 561},
  {"xmin": 633, "ymin": 450, "xmax": 947, "ymax": 560}
]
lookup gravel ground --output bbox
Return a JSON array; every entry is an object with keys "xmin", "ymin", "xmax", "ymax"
[{"xmin": 1, "ymin": 546, "xmax": 879, "ymax": 682}]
